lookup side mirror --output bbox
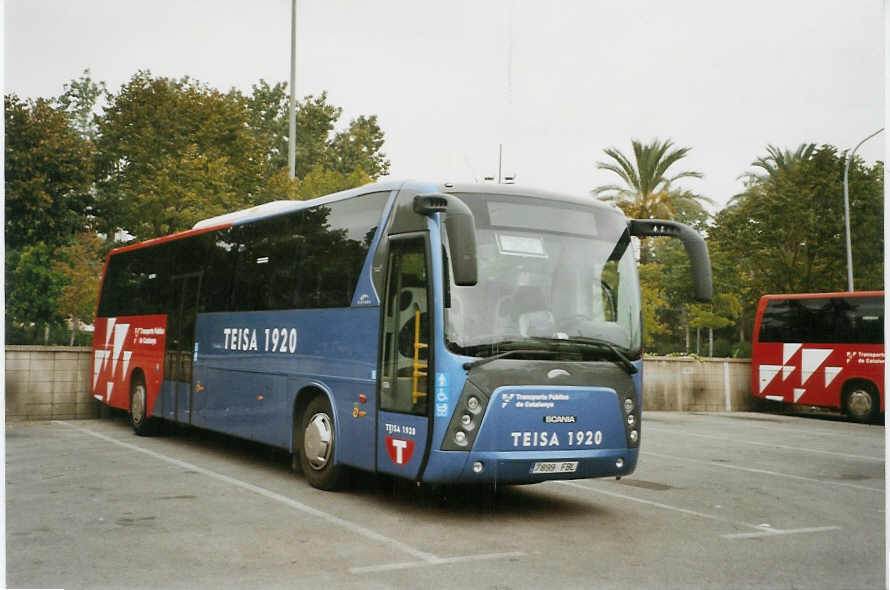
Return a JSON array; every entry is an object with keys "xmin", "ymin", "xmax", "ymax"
[
  {"xmin": 629, "ymin": 219, "xmax": 713, "ymax": 302},
  {"xmin": 414, "ymin": 193, "xmax": 478, "ymax": 286}
]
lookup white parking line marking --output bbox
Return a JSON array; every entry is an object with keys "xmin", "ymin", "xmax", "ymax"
[
  {"xmin": 53, "ymin": 422, "xmax": 434, "ymax": 561},
  {"xmin": 685, "ymin": 413, "xmax": 881, "ymax": 438},
  {"xmin": 643, "ymin": 450, "xmax": 883, "ymax": 493},
  {"xmin": 53, "ymin": 421, "xmax": 523, "ymax": 573},
  {"xmin": 349, "ymin": 551, "xmax": 526, "ymax": 574},
  {"xmin": 349, "ymin": 561, "xmax": 428, "ymax": 574},
  {"xmin": 553, "ymin": 480, "xmax": 764, "ymax": 532},
  {"xmin": 645, "ymin": 426, "xmax": 884, "ymax": 462},
  {"xmin": 721, "ymin": 526, "xmax": 841, "ymax": 540},
  {"xmin": 552, "ymin": 480, "xmax": 842, "ymax": 541}
]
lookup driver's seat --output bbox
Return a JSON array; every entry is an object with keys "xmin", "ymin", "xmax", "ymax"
[{"xmin": 512, "ymin": 286, "xmax": 555, "ymax": 337}]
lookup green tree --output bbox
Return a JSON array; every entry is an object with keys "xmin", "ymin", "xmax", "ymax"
[
  {"xmin": 55, "ymin": 68, "xmax": 107, "ymax": 141},
  {"xmin": 710, "ymin": 144, "xmax": 883, "ymax": 335},
  {"xmin": 686, "ymin": 293, "xmax": 742, "ymax": 356},
  {"xmin": 5, "ymin": 94, "xmax": 95, "ymax": 250},
  {"xmin": 244, "ymin": 84, "xmax": 389, "ymax": 204},
  {"xmin": 95, "ymin": 73, "xmax": 392, "ymax": 240},
  {"xmin": 6, "ymin": 243, "xmax": 65, "ymax": 343},
  {"xmin": 737, "ymin": 142, "xmax": 818, "ymax": 183},
  {"xmin": 593, "ymin": 138, "xmax": 708, "ymax": 262},
  {"xmin": 295, "ymin": 165, "xmax": 372, "ymax": 200},
  {"xmin": 52, "ymin": 233, "xmax": 104, "ymax": 345},
  {"xmin": 94, "ymin": 71, "xmax": 266, "ymax": 241},
  {"xmin": 326, "ymin": 114, "xmax": 389, "ymax": 177},
  {"xmin": 243, "ymin": 82, "xmax": 390, "ymax": 183},
  {"xmin": 638, "ymin": 263, "xmax": 670, "ymax": 348}
]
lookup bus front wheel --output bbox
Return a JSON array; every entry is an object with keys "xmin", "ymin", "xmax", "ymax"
[
  {"xmin": 299, "ymin": 396, "xmax": 345, "ymax": 491},
  {"xmin": 843, "ymin": 382, "xmax": 879, "ymax": 423}
]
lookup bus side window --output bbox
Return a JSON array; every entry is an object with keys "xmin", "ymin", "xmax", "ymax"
[{"xmin": 380, "ymin": 237, "xmax": 429, "ymax": 415}]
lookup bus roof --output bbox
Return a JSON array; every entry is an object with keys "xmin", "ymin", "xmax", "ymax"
[
  {"xmin": 107, "ymin": 180, "xmax": 625, "ymax": 257},
  {"xmin": 191, "ymin": 179, "xmax": 621, "ymax": 230},
  {"xmin": 191, "ymin": 180, "xmax": 409, "ymax": 229},
  {"xmin": 108, "ymin": 224, "xmax": 232, "ymax": 257},
  {"xmin": 440, "ymin": 182, "xmax": 620, "ymax": 213}
]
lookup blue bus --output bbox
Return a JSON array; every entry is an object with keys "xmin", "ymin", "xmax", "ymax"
[{"xmin": 91, "ymin": 181, "xmax": 711, "ymax": 490}]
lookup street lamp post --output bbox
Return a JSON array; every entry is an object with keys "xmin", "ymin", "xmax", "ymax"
[
  {"xmin": 842, "ymin": 127, "xmax": 883, "ymax": 292},
  {"xmin": 288, "ymin": 0, "xmax": 298, "ymax": 180}
]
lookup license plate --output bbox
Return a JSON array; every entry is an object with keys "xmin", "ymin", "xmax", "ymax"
[{"xmin": 530, "ymin": 461, "xmax": 578, "ymax": 474}]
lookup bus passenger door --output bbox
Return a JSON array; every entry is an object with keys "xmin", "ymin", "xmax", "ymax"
[
  {"xmin": 165, "ymin": 272, "xmax": 202, "ymax": 423},
  {"xmin": 377, "ymin": 235, "xmax": 431, "ymax": 480}
]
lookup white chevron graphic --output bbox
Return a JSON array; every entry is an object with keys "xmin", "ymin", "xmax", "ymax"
[
  {"xmin": 122, "ymin": 351, "xmax": 133, "ymax": 379},
  {"xmin": 111, "ymin": 323, "xmax": 130, "ymax": 377},
  {"xmin": 801, "ymin": 348, "xmax": 832, "ymax": 385},
  {"xmin": 106, "ymin": 381, "xmax": 114, "ymax": 402},
  {"xmin": 783, "ymin": 343, "xmax": 802, "ymax": 365},
  {"xmin": 824, "ymin": 366, "xmax": 842, "ymax": 388},
  {"xmin": 782, "ymin": 366, "xmax": 795, "ymax": 381},
  {"xmin": 793, "ymin": 388, "xmax": 806, "ymax": 403},
  {"xmin": 92, "ymin": 352, "xmax": 104, "ymax": 389},
  {"xmin": 759, "ymin": 365, "xmax": 782, "ymax": 393},
  {"xmin": 105, "ymin": 318, "xmax": 116, "ymax": 347}
]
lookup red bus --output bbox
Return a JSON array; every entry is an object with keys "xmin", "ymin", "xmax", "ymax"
[{"xmin": 751, "ymin": 291, "xmax": 884, "ymax": 422}]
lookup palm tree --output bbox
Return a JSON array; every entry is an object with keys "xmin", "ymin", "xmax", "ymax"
[
  {"xmin": 593, "ymin": 138, "xmax": 707, "ymax": 261},
  {"xmin": 746, "ymin": 143, "xmax": 817, "ymax": 180},
  {"xmin": 731, "ymin": 142, "xmax": 817, "ymax": 204}
]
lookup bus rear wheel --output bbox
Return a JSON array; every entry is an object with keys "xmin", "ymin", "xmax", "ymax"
[
  {"xmin": 299, "ymin": 396, "xmax": 345, "ymax": 491},
  {"xmin": 843, "ymin": 382, "xmax": 879, "ymax": 423},
  {"xmin": 129, "ymin": 375, "xmax": 156, "ymax": 436}
]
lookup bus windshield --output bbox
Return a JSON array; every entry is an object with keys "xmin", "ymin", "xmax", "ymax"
[{"xmin": 444, "ymin": 193, "xmax": 641, "ymax": 359}]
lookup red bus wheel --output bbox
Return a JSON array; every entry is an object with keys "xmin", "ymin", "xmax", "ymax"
[
  {"xmin": 129, "ymin": 375, "xmax": 156, "ymax": 436},
  {"xmin": 843, "ymin": 383, "xmax": 879, "ymax": 423}
]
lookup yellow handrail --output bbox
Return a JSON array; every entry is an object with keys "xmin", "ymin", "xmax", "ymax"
[{"xmin": 412, "ymin": 309, "xmax": 428, "ymax": 404}]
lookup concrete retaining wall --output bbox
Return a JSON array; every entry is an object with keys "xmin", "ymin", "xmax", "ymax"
[
  {"xmin": 643, "ymin": 356, "xmax": 753, "ymax": 412},
  {"xmin": 5, "ymin": 347, "xmax": 754, "ymax": 421},
  {"xmin": 5, "ymin": 346, "xmax": 97, "ymax": 421}
]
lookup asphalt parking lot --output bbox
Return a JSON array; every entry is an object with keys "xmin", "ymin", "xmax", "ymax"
[{"xmin": 6, "ymin": 411, "xmax": 885, "ymax": 589}]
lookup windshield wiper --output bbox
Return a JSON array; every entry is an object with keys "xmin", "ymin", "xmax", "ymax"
[
  {"xmin": 462, "ymin": 345, "xmax": 558, "ymax": 371},
  {"xmin": 530, "ymin": 336, "xmax": 639, "ymax": 375}
]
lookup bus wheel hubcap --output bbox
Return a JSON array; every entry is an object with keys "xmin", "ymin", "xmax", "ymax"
[
  {"xmin": 132, "ymin": 385, "xmax": 145, "ymax": 425},
  {"xmin": 848, "ymin": 390, "xmax": 872, "ymax": 416},
  {"xmin": 304, "ymin": 413, "xmax": 333, "ymax": 470}
]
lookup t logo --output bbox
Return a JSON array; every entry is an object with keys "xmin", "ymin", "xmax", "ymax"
[{"xmin": 385, "ymin": 436, "xmax": 415, "ymax": 465}]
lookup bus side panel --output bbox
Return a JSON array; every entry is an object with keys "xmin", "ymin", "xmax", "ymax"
[
  {"xmin": 91, "ymin": 315, "xmax": 168, "ymax": 415},
  {"xmin": 753, "ymin": 341, "xmax": 884, "ymax": 410},
  {"xmin": 191, "ymin": 307, "xmax": 379, "ymax": 469}
]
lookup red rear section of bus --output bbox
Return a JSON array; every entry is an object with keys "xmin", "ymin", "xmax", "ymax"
[{"xmin": 91, "ymin": 315, "xmax": 167, "ymax": 415}]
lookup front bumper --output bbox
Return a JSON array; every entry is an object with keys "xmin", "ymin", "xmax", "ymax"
[{"xmin": 421, "ymin": 447, "xmax": 638, "ymax": 485}]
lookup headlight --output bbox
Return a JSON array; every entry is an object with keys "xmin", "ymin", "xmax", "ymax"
[{"xmin": 442, "ymin": 384, "xmax": 490, "ymax": 451}]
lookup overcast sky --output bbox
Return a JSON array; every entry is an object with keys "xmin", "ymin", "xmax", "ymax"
[{"xmin": 4, "ymin": 0, "xmax": 885, "ymax": 211}]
